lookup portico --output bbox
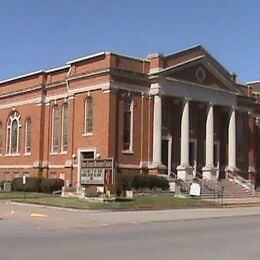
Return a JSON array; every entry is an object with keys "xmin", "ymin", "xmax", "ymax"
[{"xmin": 149, "ymin": 73, "xmax": 240, "ymax": 183}]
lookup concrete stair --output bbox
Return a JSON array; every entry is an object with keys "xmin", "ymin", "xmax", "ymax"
[{"xmin": 202, "ymin": 179, "xmax": 254, "ymax": 198}]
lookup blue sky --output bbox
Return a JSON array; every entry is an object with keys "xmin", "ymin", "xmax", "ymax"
[{"xmin": 0, "ymin": 0, "xmax": 259, "ymax": 83}]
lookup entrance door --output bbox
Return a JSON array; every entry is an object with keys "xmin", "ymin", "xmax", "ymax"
[
  {"xmin": 214, "ymin": 142, "xmax": 220, "ymax": 179},
  {"xmin": 189, "ymin": 139, "xmax": 197, "ymax": 178},
  {"xmin": 161, "ymin": 136, "xmax": 172, "ymax": 176}
]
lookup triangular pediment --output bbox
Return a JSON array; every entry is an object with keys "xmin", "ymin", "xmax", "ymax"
[{"xmin": 153, "ymin": 46, "xmax": 242, "ymax": 94}]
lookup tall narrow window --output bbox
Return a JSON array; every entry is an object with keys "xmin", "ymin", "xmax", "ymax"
[
  {"xmin": 52, "ymin": 106, "xmax": 60, "ymax": 153},
  {"xmin": 85, "ymin": 97, "xmax": 93, "ymax": 134},
  {"xmin": 25, "ymin": 118, "xmax": 32, "ymax": 154},
  {"xmin": 7, "ymin": 111, "xmax": 21, "ymax": 154},
  {"xmin": 0, "ymin": 122, "xmax": 3, "ymax": 154},
  {"xmin": 123, "ymin": 95, "xmax": 133, "ymax": 151},
  {"xmin": 62, "ymin": 104, "xmax": 68, "ymax": 152}
]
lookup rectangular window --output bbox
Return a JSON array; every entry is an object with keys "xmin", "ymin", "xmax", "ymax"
[
  {"xmin": 123, "ymin": 96, "xmax": 133, "ymax": 151},
  {"xmin": 62, "ymin": 105, "xmax": 68, "ymax": 152},
  {"xmin": 85, "ymin": 98, "xmax": 93, "ymax": 134},
  {"xmin": 52, "ymin": 106, "xmax": 60, "ymax": 153},
  {"xmin": 25, "ymin": 119, "xmax": 32, "ymax": 154}
]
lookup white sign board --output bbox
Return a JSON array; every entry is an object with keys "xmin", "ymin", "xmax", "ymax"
[
  {"xmin": 22, "ymin": 175, "xmax": 27, "ymax": 185},
  {"xmin": 169, "ymin": 182, "xmax": 176, "ymax": 193},
  {"xmin": 189, "ymin": 183, "xmax": 201, "ymax": 196},
  {"xmin": 80, "ymin": 169, "xmax": 104, "ymax": 185}
]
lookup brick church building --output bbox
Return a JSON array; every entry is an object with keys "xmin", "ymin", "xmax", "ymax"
[{"xmin": 0, "ymin": 45, "xmax": 259, "ymax": 191}]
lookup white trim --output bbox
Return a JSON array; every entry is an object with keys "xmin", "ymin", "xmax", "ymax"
[
  {"xmin": 4, "ymin": 153, "xmax": 21, "ymax": 157},
  {"xmin": 66, "ymin": 52, "xmax": 107, "ymax": 64},
  {"xmin": 0, "ymin": 70, "xmax": 43, "ymax": 85},
  {"xmin": 6, "ymin": 111, "xmax": 21, "ymax": 155},
  {"xmin": 48, "ymin": 164, "xmax": 66, "ymax": 169},
  {"xmin": 117, "ymin": 164, "xmax": 141, "ymax": 169},
  {"xmin": 82, "ymin": 133, "xmax": 93, "ymax": 137},
  {"xmin": 0, "ymin": 165, "xmax": 32, "ymax": 169},
  {"xmin": 149, "ymin": 56, "xmax": 205, "ymax": 75},
  {"xmin": 0, "ymin": 85, "xmax": 42, "ymax": 99},
  {"xmin": 153, "ymin": 78, "xmax": 237, "ymax": 107},
  {"xmin": 247, "ymin": 80, "xmax": 260, "ymax": 84},
  {"xmin": 0, "ymin": 97, "xmax": 42, "ymax": 110},
  {"xmin": 122, "ymin": 150, "xmax": 134, "ymax": 154},
  {"xmin": 165, "ymin": 44, "xmax": 201, "ymax": 58},
  {"xmin": 45, "ymin": 65, "xmax": 70, "ymax": 73}
]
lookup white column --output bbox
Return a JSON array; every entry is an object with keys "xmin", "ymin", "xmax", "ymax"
[
  {"xmin": 205, "ymin": 105, "xmax": 214, "ymax": 167},
  {"xmin": 228, "ymin": 108, "xmax": 237, "ymax": 171},
  {"xmin": 177, "ymin": 99, "xmax": 192, "ymax": 181},
  {"xmin": 180, "ymin": 99, "xmax": 190, "ymax": 166},
  {"xmin": 202, "ymin": 104, "xmax": 216, "ymax": 181},
  {"xmin": 152, "ymin": 94, "xmax": 162, "ymax": 166}
]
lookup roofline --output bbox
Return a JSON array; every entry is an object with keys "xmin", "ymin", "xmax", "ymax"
[
  {"xmin": 112, "ymin": 52, "xmax": 148, "ymax": 62},
  {"xmin": 45, "ymin": 65, "xmax": 70, "ymax": 73},
  {"xmin": 247, "ymin": 81, "xmax": 260, "ymax": 85},
  {"xmin": 149, "ymin": 55, "xmax": 205, "ymax": 75},
  {"xmin": 0, "ymin": 70, "xmax": 43, "ymax": 85},
  {"xmin": 165, "ymin": 44, "xmax": 202, "ymax": 59},
  {"xmin": 66, "ymin": 51, "xmax": 108, "ymax": 64}
]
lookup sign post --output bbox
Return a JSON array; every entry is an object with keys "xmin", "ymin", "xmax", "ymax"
[{"xmin": 23, "ymin": 175, "xmax": 27, "ymax": 201}]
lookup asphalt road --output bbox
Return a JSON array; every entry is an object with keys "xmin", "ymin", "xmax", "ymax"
[{"xmin": 1, "ymin": 214, "xmax": 260, "ymax": 260}]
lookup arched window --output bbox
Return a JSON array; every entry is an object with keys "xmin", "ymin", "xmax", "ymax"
[
  {"xmin": 25, "ymin": 118, "xmax": 32, "ymax": 154},
  {"xmin": 61, "ymin": 104, "xmax": 68, "ymax": 152},
  {"xmin": 7, "ymin": 111, "xmax": 21, "ymax": 154},
  {"xmin": 0, "ymin": 122, "xmax": 3, "ymax": 154},
  {"xmin": 85, "ymin": 97, "xmax": 93, "ymax": 134},
  {"xmin": 52, "ymin": 106, "xmax": 60, "ymax": 153},
  {"xmin": 123, "ymin": 95, "xmax": 133, "ymax": 151}
]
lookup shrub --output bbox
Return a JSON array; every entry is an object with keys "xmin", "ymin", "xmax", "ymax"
[
  {"xmin": 132, "ymin": 175, "xmax": 169, "ymax": 191},
  {"xmin": 40, "ymin": 178, "xmax": 64, "ymax": 194},
  {"xmin": 12, "ymin": 177, "xmax": 42, "ymax": 192},
  {"xmin": 0, "ymin": 181, "xmax": 3, "ymax": 190}
]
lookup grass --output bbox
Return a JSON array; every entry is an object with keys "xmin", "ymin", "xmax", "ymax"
[{"xmin": 0, "ymin": 191, "xmax": 217, "ymax": 211}]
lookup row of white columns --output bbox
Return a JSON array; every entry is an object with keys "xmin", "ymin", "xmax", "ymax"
[{"xmin": 152, "ymin": 94, "xmax": 237, "ymax": 181}]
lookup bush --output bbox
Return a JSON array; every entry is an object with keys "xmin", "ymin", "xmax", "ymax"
[
  {"xmin": 12, "ymin": 177, "xmax": 42, "ymax": 192},
  {"xmin": 132, "ymin": 175, "xmax": 169, "ymax": 191},
  {"xmin": 0, "ymin": 181, "xmax": 3, "ymax": 190},
  {"xmin": 116, "ymin": 174, "xmax": 134, "ymax": 196},
  {"xmin": 40, "ymin": 178, "xmax": 64, "ymax": 194}
]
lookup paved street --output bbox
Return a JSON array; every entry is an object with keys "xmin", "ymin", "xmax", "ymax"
[{"xmin": 1, "ymin": 202, "xmax": 260, "ymax": 259}]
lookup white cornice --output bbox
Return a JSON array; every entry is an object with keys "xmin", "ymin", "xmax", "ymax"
[
  {"xmin": 45, "ymin": 65, "xmax": 70, "ymax": 73},
  {"xmin": 66, "ymin": 52, "xmax": 107, "ymax": 64},
  {"xmin": 0, "ymin": 70, "xmax": 43, "ymax": 85},
  {"xmin": 0, "ymin": 97, "xmax": 43, "ymax": 110},
  {"xmin": 0, "ymin": 85, "xmax": 43, "ymax": 99}
]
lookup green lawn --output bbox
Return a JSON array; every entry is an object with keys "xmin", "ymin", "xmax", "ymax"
[{"xmin": 0, "ymin": 191, "xmax": 217, "ymax": 210}]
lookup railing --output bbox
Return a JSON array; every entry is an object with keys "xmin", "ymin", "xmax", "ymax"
[{"xmin": 227, "ymin": 171, "xmax": 254, "ymax": 193}]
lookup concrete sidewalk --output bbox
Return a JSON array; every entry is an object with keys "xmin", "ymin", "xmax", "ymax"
[
  {"xmin": 205, "ymin": 197, "xmax": 260, "ymax": 206},
  {"xmin": 2, "ymin": 201, "xmax": 260, "ymax": 230}
]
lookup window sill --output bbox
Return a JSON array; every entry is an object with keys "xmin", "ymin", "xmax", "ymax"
[
  {"xmin": 122, "ymin": 150, "xmax": 134, "ymax": 155},
  {"xmin": 82, "ymin": 133, "xmax": 93, "ymax": 137},
  {"xmin": 50, "ymin": 152, "xmax": 59, "ymax": 155},
  {"xmin": 60, "ymin": 151, "xmax": 68, "ymax": 155},
  {"xmin": 23, "ymin": 153, "xmax": 31, "ymax": 156},
  {"xmin": 4, "ymin": 153, "xmax": 21, "ymax": 157}
]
